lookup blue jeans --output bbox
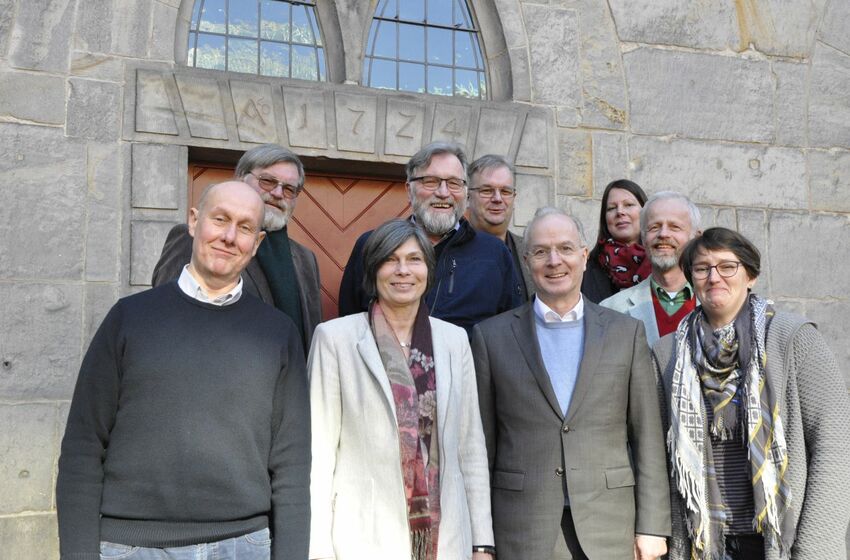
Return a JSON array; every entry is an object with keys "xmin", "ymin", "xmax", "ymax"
[{"xmin": 99, "ymin": 528, "xmax": 271, "ymax": 560}]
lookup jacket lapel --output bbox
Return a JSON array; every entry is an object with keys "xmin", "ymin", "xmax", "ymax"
[
  {"xmin": 431, "ymin": 320, "xmax": 451, "ymax": 449},
  {"xmin": 511, "ymin": 303, "xmax": 565, "ymax": 420},
  {"xmin": 356, "ymin": 328, "xmax": 397, "ymax": 417},
  {"xmin": 565, "ymin": 302, "xmax": 606, "ymax": 423},
  {"xmin": 244, "ymin": 259, "xmax": 273, "ymax": 304}
]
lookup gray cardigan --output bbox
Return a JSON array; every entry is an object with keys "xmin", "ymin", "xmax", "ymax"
[{"xmin": 652, "ymin": 311, "xmax": 850, "ymax": 560}]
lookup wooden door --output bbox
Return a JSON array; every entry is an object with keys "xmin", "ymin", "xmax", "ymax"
[{"xmin": 188, "ymin": 164, "xmax": 411, "ymax": 321}]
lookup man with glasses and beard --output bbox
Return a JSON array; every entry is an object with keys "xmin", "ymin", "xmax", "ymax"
[
  {"xmin": 153, "ymin": 144, "xmax": 322, "ymax": 352},
  {"xmin": 338, "ymin": 142, "xmax": 521, "ymax": 335}
]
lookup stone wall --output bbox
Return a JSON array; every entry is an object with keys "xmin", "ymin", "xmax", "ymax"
[{"xmin": 0, "ymin": 0, "xmax": 848, "ymax": 556}]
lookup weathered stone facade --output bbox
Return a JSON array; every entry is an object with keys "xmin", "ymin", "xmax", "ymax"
[{"xmin": 0, "ymin": 0, "xmax": 848, "ymax": 555}]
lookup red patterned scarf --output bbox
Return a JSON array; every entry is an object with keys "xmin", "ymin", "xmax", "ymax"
[
  {"xmin": 370, "ymin": 301, "xmax": 440, "ymax": 560},
  {"xmin": 596, "ymin": 238, "xmax": 651, "ymax": 289}
]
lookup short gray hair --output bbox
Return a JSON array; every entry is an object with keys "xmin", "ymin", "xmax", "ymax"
[
  {"xmin": 361, "ymin": 219, "xmax": 436, "ymax": 300},
  {"xmin": 639, "ymin": 191, "xmax": 701, "ymax": 236},
  {"xmin": 405, "ymin": 142, "xmax": 468, "ymax": 182},
  {"xmin": 468, "ymin": 154, "xmax": 515, "ymax": 187},
  {"xmin": 235, "ymin": 144, "xmax": 306, "ymax": 189},
  {"xmin": 524, "ymin": 206, "xmax": 587, "ymax": 248}
]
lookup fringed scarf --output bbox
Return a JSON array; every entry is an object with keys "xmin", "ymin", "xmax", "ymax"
[
  {"xmin": 596, "ymin": 238, "xmax": 651, "ymax": 289},
  {"xmin": 370, "ymin": 300, "xmax": 440, "ymax": 560},
  {"xmin": 668, "ymin": 294, "xmax": 793, "ymax": 560}
]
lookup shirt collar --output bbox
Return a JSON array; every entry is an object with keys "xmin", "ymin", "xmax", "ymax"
[
  {"xmin": 178, "ymin": 265, "xmax": 243, "ymax": 306},
  {"xmin": 533, "ymin": 294, "xmax": 584, "ymax": 323},
  {"xmin": 650, "ymin": 277, "xmax": 693, "ymax": 300}
]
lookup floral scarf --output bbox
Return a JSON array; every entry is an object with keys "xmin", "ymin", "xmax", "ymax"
[
  {"xmin": 668, "ymin": 294, "xmax": 793, "ymax": 559},
  {"xmin": 596, "ymin": 238, "xmax": 651, "ymax": 289},
  {"xmin": 370, "ymin": 300, "xmax": 440, "ymax": 560}
]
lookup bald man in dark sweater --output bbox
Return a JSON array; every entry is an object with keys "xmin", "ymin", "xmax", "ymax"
[{"xmin": 56, "ymin": 182, "xmax": 310, "ymax": 560}]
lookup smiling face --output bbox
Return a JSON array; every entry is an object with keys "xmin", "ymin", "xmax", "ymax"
[
  {"xmin": 375, "ymin": 237, "xmax": 429, "ymax": 311},
  {"xmin": 188, "ymin": 181, "xmax": 266, "ymax": 295},
  {"xmin": 605, "ymin": 187, "xmax": 642, "ymax": 244},
  {"xmin": 642, "ymin": 198, "xmax": 696, "ymax": 272},
  {"xmin": 408, "ymin": 152, "xmax": 467, "ymax": 240},
  {"xmin": 692, "ymin": 248, "xmax": 755, "ymax": 328},
  {"xmin": 467, "ymin": 164, "xmax": 515, "ymax": 237},
  {"xmin": 242, "ymin": 161, "xmax": 301, "ymax": 231},
  {"xmin": 524, "ymin": 214, "xmax": 588, "ymax": 314}
]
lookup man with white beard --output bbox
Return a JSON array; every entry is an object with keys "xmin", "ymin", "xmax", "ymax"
[
  {"xmin": 600, "ymin": 191, "xmax": 701, "ymax": 347},
  {"xmin": 152, "ymin": 144, "xmax": 322, "ymax": 351},
  {"xmin": 338, "ymin": 141, "xmax": 521, "ymax": 335}
]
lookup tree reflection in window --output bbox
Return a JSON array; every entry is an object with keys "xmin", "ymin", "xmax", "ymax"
[
  {"xmin": 187, "ymin": 0, "xmax": 326, "ymax": 81},
  {"xmin": 363, "ymin": 0, "xmax": 487, "ymax": 99}
]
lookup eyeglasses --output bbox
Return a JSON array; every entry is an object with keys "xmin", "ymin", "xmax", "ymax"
[
  {"xmin": 409, "ymin": 175, "xmax": 467, "ymax": 193},
  {"xmin": 247, "ymin": 173, "xmax": 301, "ymax": 200},
  {"xmin": 691, "ymin": 261, "xmax": 742, "ymax": 280},
  {"xmin": 527, "ymin": 244, "xmax": 583, "ymax": 262},
  {"xmin": 469, "ymin": 187, "xmax": 517, "ymax": 200}
]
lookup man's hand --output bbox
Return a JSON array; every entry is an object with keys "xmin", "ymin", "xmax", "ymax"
[{"xmin": 634, "ymin": 534, "xmax": 667, "ymax": 560}]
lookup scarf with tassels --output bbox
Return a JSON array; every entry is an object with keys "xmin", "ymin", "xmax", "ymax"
[
  {"xmin": 596, "ymin": 238, "xmax": 651, "ymax": 289},
  {"xmin": 668, "ymin": 294, "xmax": 793, "ymax": 559},
  {"xmin": 370, "ymin": 300, "xmax": 440, "ymax": 560}
]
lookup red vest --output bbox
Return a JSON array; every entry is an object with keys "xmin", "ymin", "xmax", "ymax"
[{"xmin": 651, "ymin": 288, "xmax": 696, "ymax": 338}]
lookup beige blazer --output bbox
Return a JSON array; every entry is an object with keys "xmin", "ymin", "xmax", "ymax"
[{"xmin": 308, "ymin": 313, "xmax": 494, "ymax": 560}]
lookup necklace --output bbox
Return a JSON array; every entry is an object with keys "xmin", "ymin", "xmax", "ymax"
[{"xmin": 399, "ymin": 341, "xmax": 410, "ymax": 348}]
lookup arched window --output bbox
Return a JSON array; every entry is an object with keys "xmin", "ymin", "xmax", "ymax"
[
  {"xmin": 187, "ymin": 0, "xmax": 326, "ymax": 81},
  {"xmin": 363, "ymin": 0, "xmax": 487, "ymax": 99}
]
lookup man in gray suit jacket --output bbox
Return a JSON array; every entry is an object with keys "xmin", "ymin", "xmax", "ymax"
[
  {"xmin": 472, "ymin": 207, "xmax": 670, "ymax": 560},
  {"xmin": 152, "ymin": 144, "xmax": 322, "ymax": 352}
]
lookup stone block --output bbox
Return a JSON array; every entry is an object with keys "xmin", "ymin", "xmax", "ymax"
[
  {"xmin": 8, "ymin": 0, "xmax": 74, "ymax": 72},
  {"xmin": 767, "ymin": 212, "xmax": 850, "ymax": 298},
  {"xmin": 430, "ymin": 104, "xmax": 473, "ymax": 149},
  {"xmin": 0, "ymin": 124, "xmax": 86, "ymax": 280},
  {"xmin": 0, "ymin": 514, "xmax": 59, "ymax": 559},
  {"xmin": 384, "ymin": 99, "xmax": 426, "ymax": 157},
  {"xmin": 624, "ymin": 48, "xmax": 774, "ymax": 143},
  {"xmin": 803, "ymin": 299, "xmax": 850, "ymax": 387},
  {"xmin": 175, "ymin": 74, "xmax": 228, "ymax": 140},
  {"xmin": 136, "ymin": 70, "xmax": 179, "ymax": 135},
  {"xmin": 74, "ymin": 0, "xmax": 112, "ymax": 54},
  {"xmin": 130, "ymin": 220, "xmax": 177, "ymax": 286},
  {"xmin": 809, "ymin": 149, "xmax": 850, "ymax": 212},
  {"xmin": 508, "ymin": 46, "xmax": 531, "ymax": 103},
  {"xmin": 131, "ymin": 143, "xmax": 183, "ymax": 210},
  {"xmin": 150, "ymin": 1, "xmax": 178, "ymax": 61},
  {"xmin": 282, "ymin": 87, "xmax": 328, "ymax": 149},
  {"xmin": 590, "ymin": 132, "xmax": 628, "ymax": 197},
  {"xmin": 85, "ymin": 283, "xmax": 119, "ymax": 346},
  {"xmin": 608, "ymin": 0, "xmax": 738, "ymax": 50},
  {"xmin": 71, "ymin": 51, "xmax": 125, "ymax": 81},
  {"xmin": 0, "ymin": 284, "xmax": 83, "ymax": 400},
  {"xmin": 738, "ymin": 0, "xmax": 824, "ymax": 58},
  {"xmin": 772, "ymin": 60, "xmax": 808, "ymax": 147},
  {"xmin": 715, "ymin": 207, "xmax": 737, "ymax": 230},
  {"xmin": 516, "ymin": 111, "xmax": 551, "ymax": 168},
  {"xmin": 474, "ymin": 108, "xmax": 519, "ymax": 160},
  {"xmin": 628, "ymin": 137, "xmax": 807, "ymax": 209},
  {"xmin": 559, "ymin": 196, "xmax": 599, "ymax": 246},
  {"xmin": 86, "ymin": 143, "xmax": 124, "ymax": 282},
  {"xmin": 111, "ymin": 0, "xmax": 151, "ymax": 57},
  {"xmin": 523, "ymin": 5, "xmax": 580, "ymax": 109},
  {"xmin": 0, "ymin": 71, "xmax": 65, "ymax": 125},
  {"xmin": 820, "ymin": 0, "xmax": 850, "ymax": 56},
  {"xmin": 557, "ymin": 129, "xmax": 591, "ymax": 196},
  {"xmin": 809, "ymin": 43, "xmax": 850, "ymax": 148},
  {"xmin": 0, "ymin": 0, "xmax": 14, "ymax": 57},
  {"xmin": 494, "ymin": 0, "xmax": 526, "ymax": 49},
  {"xmin": 231, "ymin": 81, "xmax": 279, "ymax": 144},
  {"xmin": 66, "ymin": 78, "xmax": 121, "ymax": 142},
  {"xmin": 514, "ymin": 174, "xmax": 552, "ymax": 226},
  {"xmin": 0, "ymin": 404, "xmax": 58, "ymax": 513},
  {"xmin": 736, "ymin": 208, "xmax": 770, "ymax": 291},
  {"xmin": 334, "ymin": 92, "xmax": 377, "ymax": 153}
]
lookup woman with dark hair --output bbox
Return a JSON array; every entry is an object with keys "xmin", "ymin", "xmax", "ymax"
[
  {"xmin": 652, "ymin": 227, "xmax": 850, "ymax": 560},
  {"xmin": 308, "ymin": 218, "xmax": 494, "ymax": 560},
  {"xmin": 581, "ymin": 179, "xmax": 650, "ymax": 302}
]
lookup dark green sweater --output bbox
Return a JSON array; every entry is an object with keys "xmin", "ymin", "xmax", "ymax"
[{"xmin": 56, "ymin": 282, "xmax": 310, "ymax": 559}]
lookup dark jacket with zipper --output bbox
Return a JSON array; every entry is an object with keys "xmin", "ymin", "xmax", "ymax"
[{"xmin": 337, "ymin": 217, "xmax": 522, "ymax": 336}]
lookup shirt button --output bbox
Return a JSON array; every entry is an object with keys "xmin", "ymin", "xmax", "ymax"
[{"xmin": 555, "ymin": 467, "xmax": 565, "ymax": 477}]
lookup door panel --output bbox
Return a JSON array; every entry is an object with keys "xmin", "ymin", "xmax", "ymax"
[{"xmin": 188, "ymin": 164, "xmax": 410, "ymax": 321}]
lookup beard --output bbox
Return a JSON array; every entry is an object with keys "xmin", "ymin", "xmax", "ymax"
[
  {"xmin": 649, "ymin": 249, "xmax": 680, "ymax": 272},
  {"xmin": 411, "ymin": 194, "xmax": 467, "ymax": 236},
  {"xmin": 261, "ymin": 193, "xmax": 294, "ymax": 231}
]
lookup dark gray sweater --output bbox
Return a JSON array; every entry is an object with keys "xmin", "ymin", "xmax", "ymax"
[{"xmin": 56, "ymin": 282, "xmax": 310, "ymax": 560}]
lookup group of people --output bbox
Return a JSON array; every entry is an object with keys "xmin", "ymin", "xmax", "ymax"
[{"xmin": 55, "ymin": 141, "xmax": 850, "ymax": 560}]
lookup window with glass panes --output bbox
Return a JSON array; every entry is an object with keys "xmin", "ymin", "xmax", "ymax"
[
  {"xmin": 363, "ymin": 0, "xmax": 487, "ymax": 99},
  {"xmin": 187, "ymin": 0, "xmax": 326, "ymax": 81}
]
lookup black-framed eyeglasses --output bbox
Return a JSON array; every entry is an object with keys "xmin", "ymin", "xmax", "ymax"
[
  {"xmin": 691, "ymin": 261, "xmax": 742, "ymax": 280},
  {"xmin": 469, "ymin": 186, "xmax": 516, "ymax": 200},
  {"xmin": 409, "ymin": 175, "xmax": 467, "ymax": 193},
  {"xmin": 247, "ymin": 172, "xmax": 301, "ymax": 200}
]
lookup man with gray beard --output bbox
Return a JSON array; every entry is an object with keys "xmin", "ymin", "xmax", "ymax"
[
  {"xmin": 338, "ymin": 141, "xmax": 521, "ymax": 335},
  {"xmin": 152, "ymin": 144, "xmax": 322, "ymax": 351},
  {"xmin": 600, "ymin": 191, "xmax": 701, "ymax": 346}
]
